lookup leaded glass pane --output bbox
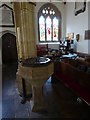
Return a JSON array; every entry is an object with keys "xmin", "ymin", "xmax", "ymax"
[
  {"xmin": 46, "ymin": 16, "xmax": 52, "ymax": 41},
  {"xmin": 39, "ymin": 16, "xmax": 45, "ymax": 41},
  {"xmin": 53, "ymin": 17, "xmax": 58, "ymax": 41},
  {"xmin": 50, "ymin": 10, "xmax": 52, "ymax": 15},
  {"xmin": 46, "ymin": 10, "xmax": 48, "ymax": 14},
  {"xmin": 42, "ymin": 10, "xmax": 45, "ymax": 14},
  {"xmin": 53, "ymin": 11, "xmax": 55, "ymax": 15}
]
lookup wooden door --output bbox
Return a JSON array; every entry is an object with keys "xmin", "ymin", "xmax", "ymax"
[{"xmin": 2, "ymin": 33, "xmax": 18, "ymax": 63}]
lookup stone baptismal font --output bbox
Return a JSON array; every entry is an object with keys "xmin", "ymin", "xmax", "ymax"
[
  {"xmin": 13, "ymin": 2, "xmax": 54, "ymax": 112},
  {"xmin": 17, "ymin": 57, "xmax": 53, "ymax": 112}
]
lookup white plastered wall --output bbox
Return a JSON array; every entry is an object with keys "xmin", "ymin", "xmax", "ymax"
[{"xmin": 66, "ymin": 2, "xmax": 89, "ymax": 54}]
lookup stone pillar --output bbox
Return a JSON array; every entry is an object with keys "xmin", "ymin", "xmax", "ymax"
[
  {"xmin": 13, "ymin": 2, "xmax": 37, "ymax": 96},
  {"xmin": 13, "ymin": 2, "xmax": 37, "ymax": 61}
]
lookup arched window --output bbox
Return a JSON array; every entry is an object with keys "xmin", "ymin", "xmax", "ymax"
[{"xmin": 38, "ymin": 3, "xmax": 62, "ymax": 42}]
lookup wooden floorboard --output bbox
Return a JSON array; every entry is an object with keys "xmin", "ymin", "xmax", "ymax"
[{"xmin": 2, "ymin": 62, "xmax": 90, "ymax": 119}]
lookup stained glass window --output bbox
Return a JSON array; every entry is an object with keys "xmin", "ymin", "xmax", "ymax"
[
  {"xmin": 39, "ymin": 16, "xmax": 45, "ymax": 41},
  {"xmin": 53, "ymin": 17, "xmax": 58, "ymax": 41},
  {"xmin": 38, "ymin": 3, "xmax": 61, "ymax": 42},
  {"xmin": 46, "ymin": 16, "xmax": 52, "ymax": 41}
]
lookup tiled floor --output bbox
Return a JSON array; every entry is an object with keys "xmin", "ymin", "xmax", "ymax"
[{"xmin": 2, "ymin": 62, "xmax": 90, "ymax": 119}]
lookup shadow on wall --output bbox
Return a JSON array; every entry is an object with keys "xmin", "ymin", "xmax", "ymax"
[{"xmin": 74, "ymin": 39, "xmax": 77, "ymax": 52}]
